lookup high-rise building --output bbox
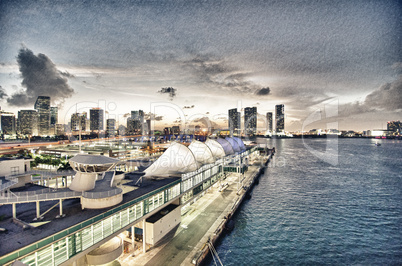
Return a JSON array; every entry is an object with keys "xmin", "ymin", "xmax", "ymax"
[
  {"xmin": 90, "ymin": 108, "xmax": 104, "ymax": 131},
  {"xmin": 71, "ymin": 113, "xmax": 86, "ymax": 131},
  {"xmin": 164, "ymin": 127, "xmax": 171, "ymax": 135},
  {"xmin": 18, "ymin": 110, "xmax": 38, "ymax": 136},
  {"xmin": 228, "ymin": 108, "xmax": 241, "ymax": 136},
  {"xmin": 106, "ymin": 119, "xmax": 116, "ymax": 137},
  {"xmin": 146, "ymin": 119, "xmax": 151, "ymax": 135},
  {"xmin": 34, "ymin": 96, "xmax": 51, "ymax": 135},
  {"xmin": 266, "ymin": 112, "xmax": 273, "ymax": 132},
  {"xmin": 244, "ymin": 107, "xmax": 257, "ymax": 135},
  {"xmin": 56, "ymin": 124, "xmax": 65, "ymax": 135},
  {"xmin": 50, "ymin": 107, "xmax": 58, "ymax": 126},
  {"xmin": 0, "ymin": 112, "xmax": 16, "ymax": 136},
  {"xmin": 387, "ymin": 121, "xmax": 401, "ymax": 134},
  {"xmin": 127, "ymin": 110, "xmax": 144, "ymax": 135},
  {"xmin": 275, "ymin": 104, "xmax": 285, "ymax": 133}
]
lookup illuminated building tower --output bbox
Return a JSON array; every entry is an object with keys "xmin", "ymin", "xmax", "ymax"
[
  {"xmin": 275, "ymin": 104, "xmax": 285, "ymax": 133},
  {"xmin": 0, "ymin": 112, "xmax": 16, "ymax": 137},
  {"xmin": 387, "ymin": 121, "xmax": 401, "ymax": 134},
  {"xmin": 71, "ymin": 113, "xmax": 86, "ymax": 132},
  {"xmin": 266, "ymin": 112, "xmax": 273, "ymax": 132},
  {"xmin": 90, "ymin": 108, "xmax": 104, "ymax": 132},
  {"xmin": 228, "ymin": 108, "xmax": 241, "ymax": 136},
  {"xmin": 50, "ymin": 107, "xmax": 58, "ymax": 126},
  {"xmin": 107, "ymin": 119, "xmax": 116, "ymax": 137},
  {"xmin": 244, "ymin": 107, "xmax": 257, "ymax": 135},
  {"xmin": 34, "ymin": 96, "xmax": 51, "ymax": 136},
  {"xmin": 18, "ymin": 110, "xmax": 38, "ymax": 136},
  {"xmin": 127, "ymin": 110, "xmax": 144, "ymax": 135}
]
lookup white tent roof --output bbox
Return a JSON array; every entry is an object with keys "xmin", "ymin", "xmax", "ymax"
[
  {"xmin": 216, "ymin": 138, "xmax": 234, "ymax": 155},
  {"xmin": 225, "ymin": 137, "xmax": 241, "ymax": 153},
  {"xmin": 144, "ymin": 142, "xmax": 199, "ymax": 177},
  {"xmin": 205, "ymin": 139, "xmax": 226, "ymax": 159},
  {"xmin": 232, "ymin": 137, "xmax": 246, "ymax": 151},
  {"xmin": 188, "ymin": 140, "xmax": 216, "ymax": 165}
]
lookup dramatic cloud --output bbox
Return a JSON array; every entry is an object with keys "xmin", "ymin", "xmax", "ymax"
[
  {"xmin": 184, "ymin": 55, "xmax": 269, "ymax": 96},
  {"xmin": 158, "ymin": 87, "xmax": 176, "ymax": 100},
  {"xmin": 339, "ymin": 75, "xmax": 402, "ymax": 116},
  {"xmin": 59, "ymin": 71, "xmax": 75, "ymax": 78},
  {"xmin": 144, "ymin": 112, "xmax": 163, "ymax": 121},
  {"xmin": 255, "ymin": 87, "xmax": 270, "ymax": 96},
  {"xmin": 0, "ymin": 86, "xmax": 7, "ymax": 99},
  {"xmin": 7, "ymin": 47, "xmax": 74, "ymax": 107}
]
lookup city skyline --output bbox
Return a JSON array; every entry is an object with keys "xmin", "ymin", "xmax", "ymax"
[{"xmin": 0, "ymin": 1, "xmax": 401, "ymax": 132}]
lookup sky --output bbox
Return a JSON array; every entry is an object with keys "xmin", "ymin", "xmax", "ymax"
[{"xmin": 0, "ymin": 0, "xmax": 401, "ymax": 132}]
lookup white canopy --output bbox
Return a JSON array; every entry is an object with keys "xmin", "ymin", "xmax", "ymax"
[
  {"xmin": 232, "ymin": 137, "xmax": 246, "ymax": 151},
  {"xmin": 205, "ymin": 139, "xmax": 226, "ymax": 159},
  {"xmin": 225, "ymin": 137, "xmax": 241, "ymax": 153},
  {"xmin": 216, "ymin": 138, "xmax": 234, "ymax": 155},
  {"xmin": 144, "ymin": 142, "xmax": 199, "ymax": 177},
  {"xmin": 188, "ymin": 140, "xmax": 216, "ymax": 165}
]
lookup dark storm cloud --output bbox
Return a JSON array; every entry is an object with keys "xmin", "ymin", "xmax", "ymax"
[
  {"xmin": 184, "ymin": 55, "xmax": 270, "ymax": 96},
  {"xmin": 0, "ymin": 86, "xmax": 7, "ymax": 99},
  {"xmin": 274, "ymin": 86, "xmax": 333, "ymax": 111},
  {"xmin": 7, "ymin": 47, "xmax": 74, "ymax": 107},
  {"xmin": 339, "ymin": 75, "xmax": 402, "ymax": 117},
  {"xmin": 255, "ymin": 87, "xmax": 270, "ymax": 96},
  {"xmin": 59, "ymin": 71, "xmax": 75, "ymax": 78},
  {"xmin": 158, "ymin": 87, "xmax": 176, "ymax": 100}
]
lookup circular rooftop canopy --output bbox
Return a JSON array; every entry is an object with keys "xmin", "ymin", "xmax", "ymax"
[{"xmin": 70, "ymin": 154, "xmax": 120, "ymax": 165}]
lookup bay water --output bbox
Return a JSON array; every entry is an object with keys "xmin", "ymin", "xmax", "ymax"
[{"xmin": 212, "ymin": 138, "xmax": 402, "ymax": 265}]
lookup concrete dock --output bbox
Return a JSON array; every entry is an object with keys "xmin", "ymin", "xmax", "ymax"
[{"xmin": 117, "ymin": 151, "xmax": 273, "ymax": 266}]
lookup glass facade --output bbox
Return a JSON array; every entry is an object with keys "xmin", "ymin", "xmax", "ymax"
[{"xmin": 2, "ymin": 181, "xmax": 180, "ymax": 266}]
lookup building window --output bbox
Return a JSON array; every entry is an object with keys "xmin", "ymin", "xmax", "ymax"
[{"xmin": 10, "ymin": 166, "xmax": 19, "ymax": 175}]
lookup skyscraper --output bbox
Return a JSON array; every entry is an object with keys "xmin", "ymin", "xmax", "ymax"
[
  {"xmin": 275, "ymin": 104, "xmax": 285, "ymax": 133},
  {"xmin": 18, "ymin": 110, "xmax": 38, "ymax": 136},
  {"xmin": 34, "ymin": 96, "xmax": 51, "ymax": 136},
  {"xmin": 106, "ymin": 119, "xmax": 116, "ymax": 137},
  {"xmin": 266, "ymin": 112, "xmax": 273, "ymax": 132},
  {"xmin": 145, "ymin": 119, "xmax": 151, "ymax": 135},
  {"xmin": 0, "ymin": 112, "xmax": 16, "ymax": 136},
  {"xmin": 228, "ymin": 108, "xmax": 241, "ymax": 136},
  {"xmin": 244, "ymin": 107, "xmax": 257, "ymax": 135},
  {"xmin": 127, "ymin": 110, "xmax": 144, "ymax": 135},
  {"xmin": 71, "ymin": 113, "xmax": 86, "ymax": 131},
  {"xmin": 50, "ymin": 107, "xmax": 58, "ymax": 126},
  {"xmin": 90, "ymin": 108, "xmax": 104, "ymax": 131},
  {"xmin": 387, "ymin": 121, "xmax": 401, "ymax": 134}
]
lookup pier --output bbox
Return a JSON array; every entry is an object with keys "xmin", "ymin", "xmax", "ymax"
[{"xmin": 116, "ymin": 148, "xmax": 274, "ymax": 265}]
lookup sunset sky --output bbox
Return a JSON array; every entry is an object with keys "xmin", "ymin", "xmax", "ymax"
[{"xmin": 0, "ymin": 0, "xmax": 401, "ymax": 132}]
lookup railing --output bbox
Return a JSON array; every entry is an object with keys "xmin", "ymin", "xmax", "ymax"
[
  {"xmin": 0, "ymin": 176, "xmax": 18, "ymax": 192},
  {"xmin": 0, "ymin": 189, "xmax": 82, "ymax": 204},
  {"xmin": 29, "ymin": 170, "xmax": 76, "ymax": 177},
  {"xmin": 82, "ymin": 188, "xmax": 123, "ymax": 199}
]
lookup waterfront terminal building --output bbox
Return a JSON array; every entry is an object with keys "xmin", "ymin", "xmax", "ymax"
[{"xmin": 0, "ymin": 137, "xmax": 258, "ymax": 266}]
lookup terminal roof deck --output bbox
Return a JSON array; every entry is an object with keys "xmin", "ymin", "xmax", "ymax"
[{"xmin": 0, "ymin": 173, "xmax": 180, "ymax": 256}]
